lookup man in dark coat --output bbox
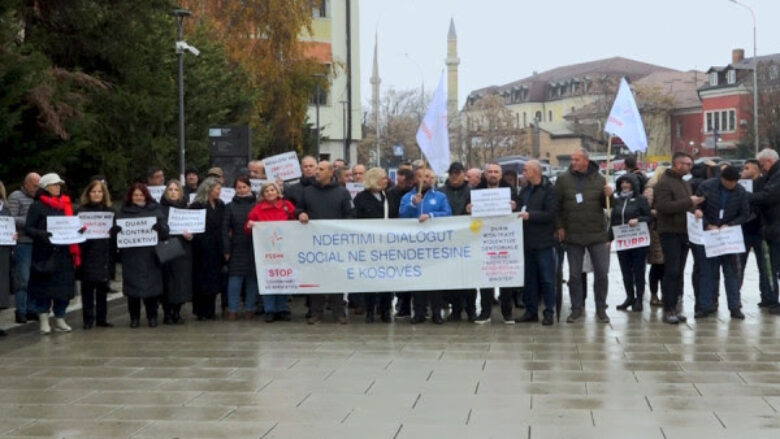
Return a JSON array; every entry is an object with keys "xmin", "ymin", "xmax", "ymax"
[
  {"xmin": 284, "ymin": 155, "xmax": 317, "ymax": 208},
  {"xmin": 385, "ymin": 167, "xmax": 415, "ymax": 317},
  {"xmin": 739, "ymin": 159, "xmax": 772, "ymax": 306},
  {"xmin": 750, "ymin": 148, "xmax": 780, "ymax": 314}
]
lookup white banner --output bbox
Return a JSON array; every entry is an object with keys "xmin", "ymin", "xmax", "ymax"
[
  {"xmin": 738, "ymin": 179, "xmax": 753, "ymax": 193},
  {"xmin": 612, "ymin": 223, "xmax": 651, "ymax": 251},
  {"xmin": 147, "ymin": 185, "xmax": 166, "ymax": 202},
  {"xmin": 346, "ymin": 182, "xmax": 364, "ymax": 200},
  {"xmin": 78, "ymin": 212, "xmax": 114, "ymax": 240},
  {"xmin": 703, "ymin": 226, "xmax": 746, "ymax": 257},
  {"xmin": 686, "ymin": 212, "xmax": 704, "ymax": 245},
  {"xmin": 47, "ymin": 216, "xmax": 86, "ymax": 245},
  {"xmin": 470, "ymin": 188, "xmax": 512, "ymax": 217},
  {"xmin": 604, "ymin": 77, "xmax": 648, "ymax": 153},
  {"xmin": 116, "ymin": 217, "xmax": 158, "ymax": 248},
  {"xmin": 252, "ymin": 215, "xmax": 524, "ymax": 294},
  {"xmin": 168, "ymin": 208, "xmax": 205, "ymax": 235},
  {"xmin": 0, "ymin": 216, "xmax": 16, "ymax": 246},
  {"xmin": 415, "ymin": 73, "xmax": 451, "ymax": 175},
  {"xmin": 219, "ymin": 187, "xmax": 236, "ymax": 205},
  {"xmin": 263, "ymin": 152, "xmax": 302, "ymax": 181}
]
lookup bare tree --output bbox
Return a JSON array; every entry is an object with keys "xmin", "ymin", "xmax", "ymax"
[{"xmin": 464, "ymin": 95, "xmax": 528, "ymax": 167}]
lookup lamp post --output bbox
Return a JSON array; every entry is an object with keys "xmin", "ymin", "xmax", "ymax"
[
  {"xmin": 172, "ymin": 9, "xmax": 192, "ymax": 181},
  {"xmin": 312, "ymin": 73, "xmax": 327, "ymax": 160},
  {"xmin": 729, "ymin": 0, "xmax": 759, "ymax": 155}
]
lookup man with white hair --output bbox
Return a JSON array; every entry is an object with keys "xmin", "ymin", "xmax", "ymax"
[
  {"xmin": 466, "ymin": 168, "xmax": 483, "ymax": 188},
  {"xmin": 751, "ymin": 148, "xmax": 780, "ymax": 314},
  {"xmin": 248, "ymin": 160, "xmax": 266, "ymax": 179}
]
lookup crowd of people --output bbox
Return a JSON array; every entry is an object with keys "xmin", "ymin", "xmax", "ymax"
[{"xmin": 1, "ymin": 146, "xmax": 780, "ymax": 336}]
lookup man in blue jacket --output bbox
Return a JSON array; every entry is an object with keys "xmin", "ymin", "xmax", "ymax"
[{"xmin": 399, "ymin": 167, "xmax": 452, "ymax": 324}]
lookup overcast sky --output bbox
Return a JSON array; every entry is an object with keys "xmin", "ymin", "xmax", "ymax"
[{"xmin": 359, "ymin": 0, "xmax": 780, "ymax": 109}]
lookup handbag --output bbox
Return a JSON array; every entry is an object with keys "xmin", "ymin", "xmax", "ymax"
[{"xmin": 154, "ymin": 238, "xmax": 186, "ymax": 264}]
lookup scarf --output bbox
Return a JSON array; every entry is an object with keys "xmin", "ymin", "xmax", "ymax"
[{"xmin": 39, "ymin": 194, "xmax": 82, "ymax": 268}]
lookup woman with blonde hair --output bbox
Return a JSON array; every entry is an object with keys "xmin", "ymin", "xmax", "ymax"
[
  {"xmin": 190, "ymin": 177, "xmax": 225, "ymax": 320},
  {"xmin": 643, "ymin": 165, "xmax": 668, "ymax": 307},
  {"xmin": 78, "ymin": 179, "xmax": 115, "ymax": 329},
  {"xmin": 159, "ymin": 179, "xmax": 193, "ymax": 324}
]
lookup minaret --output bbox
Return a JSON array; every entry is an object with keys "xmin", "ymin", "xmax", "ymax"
[
  {"xmin": 370, "ymin": 32, "xmax": 381, "ymax": 165},
  {"xmin": 446, "ymin": 18, "xmax": 460, "ymax": 119}
]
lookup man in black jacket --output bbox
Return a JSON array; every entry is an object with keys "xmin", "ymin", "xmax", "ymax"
[
  {"xmin": 740, "ymin": 160, "xmax": 772, "ymax": 306},
  {"xmin": 694, "ymin": 166, "xmax": 750, "ymax": 319},
  {"xmin": 385, "ymin": 167, "xmax": 415, "ymax": 317},
  {"xmin": 515, "ymin": 160, "xmax": 558, "ymax": 325},
  {"xmin": 751, "ymin": 148, "xmax": 780, "ymax": 314},
  {"xmin": 284, "ymin": 155, "xmax": 317, "ymax": 208}
]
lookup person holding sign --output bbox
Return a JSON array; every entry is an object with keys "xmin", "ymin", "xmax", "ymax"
[
  {"xmin": 77, "ymin": 179, "xmax": 115, "ymax": 329},
  {"xmin": 159, "ymin": 180, "xmax": 194, "ymax": 325},
  {"xmin": 608, "ymin": 174, "xmax": 652, "ymax": 312},
  {"xmin": 115, "ymin": 184, "xmax": 168, "ymax": 328},
  {"xmin": 190, "ymin": 177, "xmax": 225, "ymax": 321},
  {"xmin": 693, "ymin": 166, "xmax": 750, "ymax": 319},
  {"xmin": 24, "ymin": 173, "xmax": 81, "ymax": 335},
  {"xmin": 223, "ymin": 176, "xmax": 261, "ymax": 321},
  {"xmin": 0, "ymin": 182, "xmax": 17, "ymax": 336}
]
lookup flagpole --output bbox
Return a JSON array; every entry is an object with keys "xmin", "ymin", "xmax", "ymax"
[{"xmin": 605, "ymin": 136, "xmax": 613, "ymax": 211}]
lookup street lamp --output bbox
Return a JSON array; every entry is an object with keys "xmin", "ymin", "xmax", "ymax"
[
  {"xmin": 172, "ymin": 9, "xmax": 192, "ymax": 181},
  {"xmin": 729, "ymin": 0, "xmax": 759, "ymax": 156},
  {"xmin": 312, "ymin": 73, "xmax": 327, "ymax": 160}
]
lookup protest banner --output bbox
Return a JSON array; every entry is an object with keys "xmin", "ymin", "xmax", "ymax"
[
  {"xmin": 738, "ymin": 179, "xmax": 753, "ymax": 193},
  {"xmin": 0, "ymin": 216, "xmax": 16, "ymax": 246},
  {"xmin": 219, "ymin": 187, "xmax": 236, "ymax": 205},
  {"xmin": 148, "ymin": 185, "xmax": 165, "ymax": 202},
  {"xmin": 686, "ymin": 212, "xmax": 704, "ymax": 245},
  {"xmin": 703, "ymin": 226, "xmax": 746, "ymax": 258},
  {"xmin": 612, "ymin": 223, "xmax": 650, "ymax": 251},
  {"xmin": 78, "ymin": 212, "xmax": 114, "ymax": 240},
  {"xmin": 116, "ymin": 217, "xmax": 158, "ymax": 248},
  {"xmin": 346, "ymin": 182, "xmax": 364, "ymax": 200},
  {"xmin": 168, "ymin": 208, "xmax": 205, "ymax": 235},
  {"xmin": 263, "ymin": 152, "xmax": 302, "ymax": 181},
  {"xmin": 252, "ymin": 215, "xmax": 523, "ymax": 294},
  {"xmin": 470, "ymin": 188, "xmax": 512, "ymax": 217},
  {"xmin": 47, "ymin": 216, "xmax": 86, "ymax": 245}
]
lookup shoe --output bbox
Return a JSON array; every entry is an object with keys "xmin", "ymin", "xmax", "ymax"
[
  {"xmin": 730, "ymin": 309, "xmax": 746, "ymax": 320},
  {"xmin": 148, "ymin": 318, "xmax": 158, "ymax": 328},
  {"xmin": 616, "ymin": 298, "xmax": 633, "ymax": 311},
  {"xmin": 227, "ymin": 312, "xmax": 237, "ymax": 321},
  {"xmin": 466, "ymin": 312, "xmax": 477, "ymax": 322},
  {"xmin": 515, "ymin": 313, "xmax": 538, "ymax": 323},
  {"xmin": 473, "ymin": 315, "xmax": 491, "ymax": 325},
  {"xmin": 596, "ymin": 310, "xmax": 610, "ymax": 323},
  {"xmin": 542, "ymin": 313, "xmax": 554, "ymax": 326},
  {"xmin": 758, "ymin": 301, "xmax": 772, "ymax": 308},
  {"xmin": 432, "ymin": 315, "xmax": 444, "ymax": 325},
  {"xmin": 677, "ymin": 314, "xmax": 688, "ymax": 323},
  {"xmin": 663, "ymin": 313, "xmax": 679, "ymax": 324},
  {"xmin": 163, "ymin": 314, "xmax": 173, "ymax": 325},
  {"xmin": 130, "ymin": 318, "xmax": 140, "ymax": 328},
  {"xmin": 245, "ymin": 311, "xmax": 255, "ymax": 320},
  {"xmin": 14, "ymin": 313, "xmax": 27, "ymax": 324},
  {"xmin": 566, "ymin": 310, "xmax": 582, "ymax": 323},
  {"xmin": 694, "ymin": 310, "xmax": 711, "ymax": 319},
  {"xmin": 171, "ymin": 310, "xmax": 184, "ymax": 324},
  {"xmin": 265, "ymin": 313, "xmax": 275, "ymax": 323},
  {"xmin": 395, "ymin": 310, "xmax": 411, "ymax": 319},
  {"xmin": 39, "ymin": 315, "xmax": 51, "ymax": 335},
  {"xmin": 337, "ymin": 315, "xmax": 348, "ymax": 325},
  {"xmin": 502, "ymin": 313, "xmax": 514, "ymax": 324},
  {"xmin": 307, "ymin": 315, "xmax": 321, "ymax": 325},
  {"xmin": 632, "ymin": 299, "xmax": 643, "ymax": 312},
  {"xmin": 54, "ymin": 318, "xmax": 71, "ymax": 333},
  {"xmin": 410, "ymin": 315, "xmax": 426, "ymax": 324},
  {"xmin": 83, "ymin": 322, "xmax": 93, "ymax": 330},
  {"xmin": 96, "ymin": 321, "xmax": 114, "ymax": 328},
  {"xmin": 649, "ymin": 295, "xmax": 662, "ymax": 307},
  {"xmin": 26, "ymin": 312, "xmax": 39, "ymax": 321}
]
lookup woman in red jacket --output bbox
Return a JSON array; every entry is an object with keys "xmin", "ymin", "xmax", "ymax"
[{"xmin": 246, "ymin": 183, "xmax": 295, "ymax": 322}]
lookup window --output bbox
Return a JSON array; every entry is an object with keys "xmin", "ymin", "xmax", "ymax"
[
  {"xmin": 309, "ymin": 87, "xmax": 328, "ymax": 106},
  {"xmin": 535, "ymin": 111, "xmax": 542, "ymax": 122},
  {"xmin": 705, "ymin": 109, "xmax": 737, "ymax": 132},
  {"xmin": 770, "ymin": 65, "xmax": 780, "ymax": 81},
  {"xmin": 727, "ymin": 70, "xmax": 736, "ymax": 85},
  {"xmin": 709, "ymin": 72, "xmax": 718, "ymax": 87},
  {"xmin": 523, "ymin": 112, "xmax": 527, "ymax": 127},
  {"xmin": 312, "ymin": 0, "xmax": 328, "ymax": 18},
  {"xmin": 548, "ymin": 110, "xmax": 553, "ymax": 122},
  {"xmin": 676, "ymin": 120, "xmax": 683, "ymax": 138}
]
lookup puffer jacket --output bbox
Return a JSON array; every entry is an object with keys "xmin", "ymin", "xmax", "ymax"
[
  {"xmin": 696, "ymin": 177, "xmax": 750, "ymax": 228},
  {"xmin": 554, "ymin": 160, "xmax": 608, "ymax": 245},
  {"xmin": 609, "ymin": 173, "xmax": 652, "ymax": 240}
]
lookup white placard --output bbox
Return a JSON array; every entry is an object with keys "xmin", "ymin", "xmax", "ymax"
[
  {"xmin": 78, "ymin": 212, "xmax": 114, "ymax": 240},
  {"xmin": 703, "ymin": 226, "xmax": 746, "ymax": 258},
  {"xmin": 47, "ymin": 216, "xmax": 86, "ymax": 245},
  {"xmin": 263, "ymin": 151, "xmax": 302, "ymax": 181},
  {"xmin": 470, "ymin": 188, "xmax": 512, "ymax": 217},
  {"xmin": 346, "ymin": 182, "xmax": 364, "ymax": 200},
  {"xmin": 147, "ymin": 186, "xmax": 166, "ymax": 202},
  {"xmin": 116, "ymin": 217, "xmax": 158, "ymax": 248},
  {"xmin": 738, "ymin": 179, "xmax": 753, "ymax": 193},
  {"xmin": 168, "ymin": 208, "xmax": 205, "ymax": 235},
  {"xmin": 612, "ymin": 223, "xmax": 651, "ymax": 251},
  {"xmin": 219, "ymin": 187, "xmax": 236, "ymax": 204},
  {"xmin": 0, "ymin": 216, "xmax": 16, "ymax": 246},
  {"xmin": 250, "ymin": 179, "xmax": 268, "ymax": 194},
  {"xmin": 686, "ymin": 212, "xmax": 705, "ymax": 245}
]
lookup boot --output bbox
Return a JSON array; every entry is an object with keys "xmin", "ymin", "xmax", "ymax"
[
  {"xmin": 54, "ymin": 318, "xmax": 72, "ymax": 333},
  {"xmin": 163, "ymin": 310, "xmax": 173, "ymax": 325},
  {"xmin": 632, "ymin": 297, "xmax": 644, "ymax": 312},
  {"xmin": 616, "ymin": 297, "xmax": 634, "ymax": 311},
  {"xmin": 39, "ymin": 314, "xmax": 51, "ymax": 335}
]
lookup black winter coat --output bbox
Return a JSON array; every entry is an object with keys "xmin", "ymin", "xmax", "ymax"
[
  {"xmin": 222, "ymin": 195, "xmax": 257, "ymax": 276},
  {"xmin": 191, "ymin": 199, "xmax": 225, "ymax": 296},
  {"xmin": 160, "ymin": 197, "xmax": 193, "ymax": 304},
  {"xmin": 609, "ymin": 174, "xmax": 652, "ymax": 240},
  {"xmin": 294, "ymin": 180, "xmax": 354, "ymax": 220},
  {"xmin": 439, "ymin": 179, "xmax": 470, "ymax": 216},
  {"xmin": 743, "ymin": 176, "xmax": 764, "ymax": 236},
  {"xmin": 117, "ymin": 203, "xmax": 168, "ymax": 299},
  {"xmin": 284, "ymin": 176, "xmax": 315, "ymax": 208},
  {"xmin": 517, "ymin": 177, "xmax": 558, "ymax": 250},
  {"xmin": 386, "ymin": 184, "xmax": 411, "ymax": 218},
  {"xmin": 354, "ymin": 190, "xmax": 388, "ymax": 219},
  {"xmin": 78, "ymin": 203, "xmax": 115, "ymax": 284},
  {"xmin": 751, "ymin": 161, "xmax": 780, "ymax": 241},
  {"xmin": 696, "ymin": 178, "xmax": 750, "ymax": 228},
  {"xmin": 24, "ymin": 190, "xmax": 76, "ymax": 302}
]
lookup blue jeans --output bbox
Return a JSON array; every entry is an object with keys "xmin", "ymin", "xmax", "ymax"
[
  {"xmin": 700, "ymin": 254, "xmax": 741, "ymax": 312},
  {"xmin": 13, "ymin": 243, "xmax": 32, "ymax": 314},
  {"xmin": 227, "ymin": 275, "xmax": 259, "ymax": 313},
  {"xmin": 524, "ymin": 247, "xmax": 556, "ymax": 316},
  {"xmin": 262, "ymin": 294, "xmax": 290, "ymax": 314},
  {"xmin": 740, "ymin": 233, "xmax": 772, "ymax": 304},
  {"xmin": 617, "ymin": 247, "xmax": 648, "ymax": 300},
  {"xmin": 32, "ymin": 297, "xmax": 69, "ymax": 318}
]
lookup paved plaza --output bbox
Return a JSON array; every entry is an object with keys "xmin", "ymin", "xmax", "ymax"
[{"xmin": 1, "ymin": 254, "xmax": 779, "ymax": 439}]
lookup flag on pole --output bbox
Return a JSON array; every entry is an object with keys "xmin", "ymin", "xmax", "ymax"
[
  {"xmin": 604, "ymin": 77, "xmax": 648, "ymax": 153},
  {"xmin": 416, "ymin": 72, "xmax": 450, "ymax": 175}
]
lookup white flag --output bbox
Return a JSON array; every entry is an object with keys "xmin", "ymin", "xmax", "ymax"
[
  {"xmin": 416, "ymin": 73, "xmax": 450, "ymax": 175},
  {"xmin": 604, "ymin": 77, "xmax": 648, "ymax": 153}
]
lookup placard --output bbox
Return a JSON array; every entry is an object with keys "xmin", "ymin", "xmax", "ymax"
[
  {"xmin": 612, "ymin": 223, "xmax": 651, "ymax": 251},
  {"xmin": 0, "ymin": 216, "xmax": 16, "ymax": 246},
  {"xmin": 738, "ymin": 179, "xmax": 753, "ymax": 193},
  {"xmin": 168, "ymin": 208, "xmax": 206, "ymax": 235},
  {"xmin": 219, "ymin": 187, "xmax": 236, "ymax": 204},
  {"xmin": 263, "ymin": 151, "xmax": 302, "ymax": 181},
  {"xmin": 470, "ymin": 188, "xmax": 512, "ymax": 217},
  {"xmin": 77, "ymin": 212, "xmax": 114, "ymax": 240},
  {"xmin": 686, "ymin": 212, "xmax": 704, "ymax": 245},
  {"xmin": 346, "ymin": 182, "xmax": 364, "ymax": 200},
  {"xmin": 116, "ymin": 217, "xmax": 158, "ymax": 248},
  {"xmin": 147, "ymin": 186, "xmax": 166, "ymax": 202},
  {"xmin": 703, "ymin": 226, "xmax": 746, "ymax": 258},
  {"xmin": 47, "ymin": 216, "xmax": 86, "ymax": 245}
]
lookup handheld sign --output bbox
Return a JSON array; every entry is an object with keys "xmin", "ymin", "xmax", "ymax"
[
  {"xmin": 116, "ymin": 217, "xmax": 158, "ymax": 248},
  {"xmin": 219, "ymin": 187, "xmax": 236, "ymax": 205},
  {"xmin": 686, "ymin": 212, "xmax": 705, "ymax": 245},
  {"xmin": 168, "ymin": 208, "xmax": 205, "ymax": 235},
  {"xmin": 263, "ymin": 152, "xmax": 302, "ymax": 181},
  {"xmin": 78, "ymin": 212, "xmax": 114, "ymax": 240},
  {"xmin": 470, "ymin": 188, "xmax": 512, "ymax": 217},
  {"xmin": 738, "ymin": 179, "xmax": 753, "ymax": 193},
  {"xmin": 346, "ymin": 182, "xmax": 364, "ymax": 200},
  {"xmin": 47, "ymin": 216, "xmax": 86, "ymax": 245},
  {"xmin": 703, "ymin": 226, "xmax": 746, "ymax": 257},
  {"xmin": 612, "ymin": 223, "xmax": 650, "ymax": 251},
  {"xmin": 0, "ymin": 217, "xmax": 16, "ymax": 246},
  {"xmin": 147, "ymin": 186, "xmax": 166, "ymax": 202}
]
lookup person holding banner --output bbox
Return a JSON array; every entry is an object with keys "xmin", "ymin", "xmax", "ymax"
[
  {"xmin": 190, "ymin": 177, "xmax": 225, "ymax": 321},
  {"xmin": 116, "ymin": 183, "xmax": 168, "ymax": 328},
  {"xmin": 159, "ymin": 180, "xmax": 193, "ymax": 324},
  {"xmin": 694, "ymin": 166, "xmax": 750, "ymax": 319},
  {"xmin": 222, "ymin": 176, "xmax": 260, "ymax": 321},
  {"xmin": 77, "ymin": 179, "xmax": 115, "ymax": 329},
  {"xmin": 0, "ymin": 181, "xmax": 17, "ymax": 336},
  {"xmin": 25, "ymin": 173, "xmax": 81, "ymax": 334},
  {"xmin": 608, "ymin": 174, "xmax": 652, "ymax": 312}
]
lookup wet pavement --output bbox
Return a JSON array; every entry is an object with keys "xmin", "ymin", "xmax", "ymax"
[{"xmin": 0, "ymin": 253, "xmax": 779, "ymax": 438}]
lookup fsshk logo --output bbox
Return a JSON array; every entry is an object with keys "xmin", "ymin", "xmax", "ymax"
[{"xmin": 262, "ymin": 227, "xmax": 284, "ymax": 251}]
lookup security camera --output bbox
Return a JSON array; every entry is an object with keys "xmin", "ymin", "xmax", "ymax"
[{"xmin": 175, "ymin": 41, "xmax": 200, "ymax": 56}]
